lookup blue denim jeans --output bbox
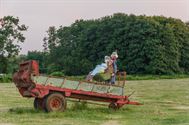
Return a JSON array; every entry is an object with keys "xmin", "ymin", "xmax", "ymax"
[{"xmin": 110, "ymin": 75, "xmax": 116, "ymax": 84}]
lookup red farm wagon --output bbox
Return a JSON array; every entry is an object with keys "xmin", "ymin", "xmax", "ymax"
[{"xmin": 13, "ymin": 60, "xmax": 140, "ymax": 112}]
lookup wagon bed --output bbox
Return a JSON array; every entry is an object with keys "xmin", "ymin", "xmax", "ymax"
[{"xmin": 13, "ymin": 60, "xmax": 140, "ymax": 112}]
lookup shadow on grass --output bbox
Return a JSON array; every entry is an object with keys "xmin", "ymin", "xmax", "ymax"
[
  {"xmin": 69, "ymin": 101, "xmax": 133, "ymax": 113},
  {"xmin": 62, "ymin": 102, "xmax": 135, "ymax": 120},
  {"xmin": 8, "ymin": 107, "xmax": 44, "ymax": 114},
  {"xmin": 7, "ymin": 102, "xmax": 133, "ymax": 121}
]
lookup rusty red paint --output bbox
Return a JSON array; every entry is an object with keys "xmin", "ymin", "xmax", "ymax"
[
  {"xmin": 13, "ymin": 60, "xmax": 141, "ymax": 110},
  {"xmin": 50, "ymin": 98, "xmax": 61, "ymax": 109}
]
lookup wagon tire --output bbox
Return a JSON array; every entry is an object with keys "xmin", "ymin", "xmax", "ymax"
[
  {"xmin": 44, "ymin": 93, "xmax": 67, "ymax": 112},
  {"xmin": 34, "ymin": 98, "xmax": 45, "ymax": 110},
  {"xmin": 108, "ymin": 102, "xmax": 119, "ymax": 110}
]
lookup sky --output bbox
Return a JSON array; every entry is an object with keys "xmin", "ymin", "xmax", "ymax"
[{"xmin": 0, "ymin": 0, "xmax": 189, "ymax": 54}]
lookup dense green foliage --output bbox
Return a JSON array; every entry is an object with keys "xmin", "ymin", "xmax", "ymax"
[
  {"xmin": 50, "ymin": 71, "xmax": 64, "ymax": 77},
  {"xmin": 0, "ymin": 16, "xmax": 27, "ymax": 73},
  {"xmin": 0, "ymin": 74, "xmax": 12, "ymax": 83},
  {"xmin": 2, "ymin": 15, "xmax": 189, "ymax": 76},
  {"xmin": 43, "ymin": 13, "xmax": 189, "ymax": 75}
]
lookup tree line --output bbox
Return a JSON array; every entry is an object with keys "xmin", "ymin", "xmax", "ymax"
[{"xmin": 1, "ymin": 14, "xmax": 189, "ymax": 76}]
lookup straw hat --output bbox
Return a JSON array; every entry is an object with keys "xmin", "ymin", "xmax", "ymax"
[{"xmin": 111, "ymin": 51, "xmax": 118, "ymax": 58}]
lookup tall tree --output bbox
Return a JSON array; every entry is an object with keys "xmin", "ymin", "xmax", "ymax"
[
  {"xmin": 0, "ymin": 16, "xmax": 27, "ymax": 73},
  {"xmin": 44, "ymin": 13, "xmax": 189, "ymax": 75}
]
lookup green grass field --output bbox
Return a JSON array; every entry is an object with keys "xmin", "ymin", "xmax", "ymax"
[{"xmin": 0, "ymin": 78, "xmax": 189, "ymax": 125}]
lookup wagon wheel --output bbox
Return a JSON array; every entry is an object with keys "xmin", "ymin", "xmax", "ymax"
[
  {"xmin": 34, "ymin": 98, "xmax": 45, "ymax": 110},
  {"xmin": 44, "ymin": 93, "xmax": 67, "ymax": 112},
  {"xmin": 108, "ymin": 102, "xmax": 119, "ymax": 110}
]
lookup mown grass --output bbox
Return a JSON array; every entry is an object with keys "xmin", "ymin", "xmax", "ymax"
[
  {"xmin": 126, "ymin": 74, "xmax": 189, "ymax": 80},
  {"xmin": 1, "ymin": 74, "xmax": 189, "ymax": 83},
  {"xmin": 67, "ymin": 74, "xmax": 189, "ymax": 81},
  {"xmin": 0, "ymin": 78, "xmax": 189, "ymax": 125}
]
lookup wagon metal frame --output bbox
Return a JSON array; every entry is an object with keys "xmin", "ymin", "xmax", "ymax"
[{"xmin": 13, "ymin": 60, "xmax": 140, "ymax": 112}]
